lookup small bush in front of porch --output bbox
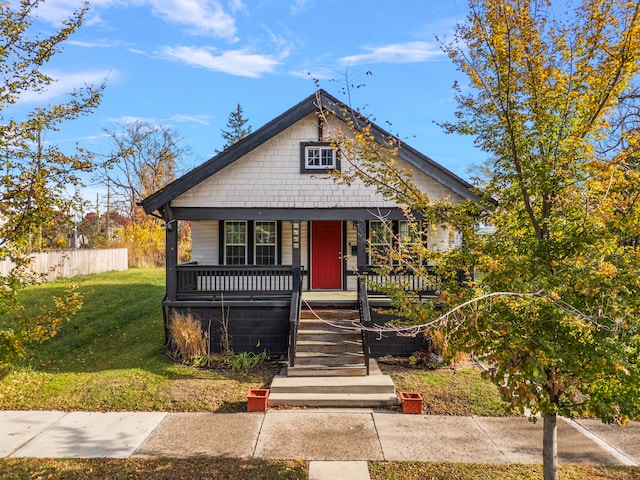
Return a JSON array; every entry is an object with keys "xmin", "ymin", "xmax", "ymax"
[
  {"xmin": 168, "ymin": 311, "xmax": 207, "ymax": 364},
  {"xmin": 167, "ymin": 313, "xmax": 269, "ymax": 374},
  {"xmin": 228, "ymin": 351, "xmax": 267, "ymax": 371}
]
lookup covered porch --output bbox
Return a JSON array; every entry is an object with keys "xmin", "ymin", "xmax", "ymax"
[{"xmin": 158, "ymin": 207, "xmax": 440, "ymax": 369}]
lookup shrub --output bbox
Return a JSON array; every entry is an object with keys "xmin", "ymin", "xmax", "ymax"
[
  {"xmin": 227, "ymin": 351, "xmax": 266, "ymax": 371},
  {"xmin": 168, "ymin": 312, "xmax": 207, "ymax": 363}
]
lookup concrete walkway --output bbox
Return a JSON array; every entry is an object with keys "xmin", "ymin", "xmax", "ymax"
[{"xmin": 1, "ymin": 410, "xmax": 639, "ymax": 479}]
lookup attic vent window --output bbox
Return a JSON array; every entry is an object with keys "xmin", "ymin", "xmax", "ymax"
[{"xmin": 300, "ymin": 142, "xmax": 339, "ymax": 173}]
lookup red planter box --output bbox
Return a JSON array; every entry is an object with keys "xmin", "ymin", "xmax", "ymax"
[
  {"xmin": 247, "ymin": 389, "xmax": 269, "ymax": 412},
  {"xmin": 400, "ymin": 391, "xmax": 423, "ymax": 414}
]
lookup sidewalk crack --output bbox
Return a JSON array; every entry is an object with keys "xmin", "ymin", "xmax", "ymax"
[{"xmin": 470, "ymin": 417, "xmax": 511, "ymax": 464}]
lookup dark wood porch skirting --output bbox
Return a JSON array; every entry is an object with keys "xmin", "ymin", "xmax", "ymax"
[
  {"xmin": 165, "ymin": 300, "xmax": 291, "ymax": 357},
  {"xmin": 365, "ymin": 309, "xmax": 427, "ymax": 357},
  {"xmin": 165, "ymin": 300, "xmax": 426, "ymax": 358}
]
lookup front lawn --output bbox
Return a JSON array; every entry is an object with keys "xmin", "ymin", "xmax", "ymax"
[
  {"xmin": 369, "ymin": 462, "xmax": 640, "ymax": 480},
  {"xmin": 0, "ymin": 459, "xmax": 639, "ymax": 480},
  {"xmin": 379, "ymin": 359, "xmax": 514, "ymax": 416},
  {"xmin": 0, "ymin": 267, "xmax": 507, "ymax": 415},
  {"xmin": 0, "ymin": 458, "xmax": 307, "ymax": 480},
  {"xmin": 0, "ymin": 268, "xmax": 278, "ymax": 412}
]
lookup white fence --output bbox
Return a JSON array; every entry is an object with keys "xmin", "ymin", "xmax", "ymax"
[{"xmin": 0, "ymin": 248, "xmax": 128, "ymax": 282}]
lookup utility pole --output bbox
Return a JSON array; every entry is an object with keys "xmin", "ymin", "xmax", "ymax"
[{"xmin": 106, "ymin": 178, "xmax": 111, "ymax": 243}]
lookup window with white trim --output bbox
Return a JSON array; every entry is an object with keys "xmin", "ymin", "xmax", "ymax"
[
  {"xmin": 369, "ymin": 220, "xmax": 424, "ymax": 265},
  {"xmin": 399, "ymin": 220, "xmax": 423, "ymax": 265},
  {"xmin": 254, "ymin": 221, "xmax": 277, "ymax": 265},
  {"xmin": 300, "ymin": 142, "xmax": 338, "ymax": 172},
  {"xmin": 369, "ymin": 220, "xmax": 393, "ymax": 265},
  {"xmin": 224, "ymin": 221, "xmax": 247, "ymax": 265}
]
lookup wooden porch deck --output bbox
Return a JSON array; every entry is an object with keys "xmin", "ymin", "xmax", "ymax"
[{"xmin": 301, "ymin": 290, "xmax": 357, "ymax": 302}]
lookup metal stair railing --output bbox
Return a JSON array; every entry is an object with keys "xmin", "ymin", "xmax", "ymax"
[
  {"xmin": 288, "ymin": 266, "xmax": 303, "ymax": 367},
  {"xmin": 357, "ymin": 276, "xmax": 371, "ymax": 375}
]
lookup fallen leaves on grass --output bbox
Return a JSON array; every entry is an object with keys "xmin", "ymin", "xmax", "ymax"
[
  {"xmin": 379, "ymin": 361, "xmax": 514, "ymax": 416},
  {"xmin": 369, "ymin": 462, "xmax": 640, "ymax": 480},
  {"xmin": 0, "ymin": 458, "xmax": 307, "ymax": 480},
  {"xmin": 165, "ymin": 362, "xmax": 281, "ymax": 412}
]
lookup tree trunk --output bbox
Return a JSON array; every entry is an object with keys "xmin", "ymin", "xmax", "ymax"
[{"xmin": 543, "ymin": 413, "xmax": 558, "ymax": 480}]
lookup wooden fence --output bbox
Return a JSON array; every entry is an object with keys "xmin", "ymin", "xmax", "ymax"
[{"xmin": 0, "ymin": 248, "xmax": 128, "ymax": 281}]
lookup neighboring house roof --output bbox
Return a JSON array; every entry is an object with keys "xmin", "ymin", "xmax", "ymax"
[{"xmin": 141, "ymin": 89, "xmax": 478, "ymax": 215}]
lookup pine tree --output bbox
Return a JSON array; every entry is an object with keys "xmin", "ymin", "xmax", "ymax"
[{"xmin": 220, "ymin": 103, "xmax": 252, "ymax": 150}]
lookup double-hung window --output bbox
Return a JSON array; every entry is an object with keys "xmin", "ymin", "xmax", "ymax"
[
  {"xmin": 300, "ymin": 142, "xmax": 338, "ymax": 172},
  {"xmin": 224, "ymin": 221, "xmax": 247, "ymax": 265},
  {"xmin": 255, "ymin": 221, "xmax": 277, "ymax": 265},
  {"xmin": 369, "ymin": 220, "xmax": 424, "ymax": 266},
  {"xmin": 369, "ymin": 220, "xmax": 393, "ymax": 265},
  {"xmin": 224, "ymin": 220, "xmax": 278, "ymax": 265},
  {"xmin": 399, "ymin": 220, "xmax": 423, "ymax": 265}
]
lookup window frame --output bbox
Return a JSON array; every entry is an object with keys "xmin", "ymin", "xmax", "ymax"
[
  {"xmin": 254, "ymin": 220, "xmax": 277, "ymax": 265},
  {"xmin": 368, "ymin": 220, "xmax": 425, "ymax": 266},
  {"xmin": 224, "ymin": 220, "xmax": 247, "ymax": 265},
  {"xmin": 300, "ymin": 142, "xmax": 340, "ymax": 173},
  {"xmin": 368, "ymin": 220, "xmax": 394, "ymax": 266}
]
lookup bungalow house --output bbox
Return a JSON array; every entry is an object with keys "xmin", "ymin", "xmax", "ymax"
[{"xmin": 141, "ymin": 89, "xmax": 478, "ymax": 377}]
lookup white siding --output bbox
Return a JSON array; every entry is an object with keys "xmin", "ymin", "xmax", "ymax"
[
  {"xmin": 427, "ymin": 223, "xmax": 456, "ymax": 252},
  {"xmin": 192, "ymin": 221, "xmax": 219, "ymax": 264},
  {"xmin": 172, "ymin": 114, "xmax": 463, "ymax": 209}
]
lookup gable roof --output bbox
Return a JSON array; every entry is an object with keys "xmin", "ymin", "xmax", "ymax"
[{"xmin": 141, "ymin": 89, "xmax": 478, "ymax": 214}]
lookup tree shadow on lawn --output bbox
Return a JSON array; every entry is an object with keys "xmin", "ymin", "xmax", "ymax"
[{"xmin": 16, "ymin": 277, "xmax": 172, "ymax": 375}]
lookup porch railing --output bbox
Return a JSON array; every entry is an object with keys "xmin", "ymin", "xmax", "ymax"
[
  {"xmin": 288, "ymin": 266, "xmax": 304, "ymax": 367},
  {"xmin": 176, "ymin": 264, "xmax": 296, "ymax": 300},
  {"xmin": 357, "ymin": 276, "xmax": 371, "ymax": 375},
  {"xmin": 358, "ymin": 266, "xmax": 439, "ymax": 299}
]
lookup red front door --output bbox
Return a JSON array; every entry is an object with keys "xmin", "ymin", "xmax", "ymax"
[{"xmin": 311, "ymin": 221, "xmax": 342, "ymax": 289}]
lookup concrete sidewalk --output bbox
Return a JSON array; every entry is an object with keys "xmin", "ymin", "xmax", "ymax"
[{"xmin": 1, "ymin": 410, "xmax": 639, "ymax": 478}]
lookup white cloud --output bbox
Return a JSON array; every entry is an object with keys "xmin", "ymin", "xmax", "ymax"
[
  {"xmin": 290, "ymin": 0, "xmax": 311, "ymax": 14},
  {"xmin": 108, "ymin": 115, "xmax": 153, "ymax": 125},
  {"xmin": 31, "ymin": 0, "xmax": 238, "ymax": 40},
  {"xmin": 17, "ymin": 70, "xmax": 111, "ymax": 104},
  {"xmin": 161, "ymin": 46, "xmax": 280, "ymax": 77},
  {"xmin": 171, "ymin": 114, "xmax": 211, "ymax": 126},
  {"xmin": 340, "ymin": 41, "xmax": 444, "ymax": 65},
  {"xmin": 228, "ymin": 0, "xmax": 246, "ymax": 14},
  {"xmin": 67, "ymin": 39, "xmax": 122, "ymax": 48},
  {"xmin": 31, "ymin": 0, "xmax": 121, "ymax": 25},
  {"xmin": 147, "ymin": 0, "xmax": 238, "ymax": 39},
  {"xmin": 290, "ymin": 66, "xmax": 337, "ymax": 81}
]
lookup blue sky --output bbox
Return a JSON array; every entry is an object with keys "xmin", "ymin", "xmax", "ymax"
[{"xmin": 14, "ymin": 0, "xmax": 485, "ymax": 197}]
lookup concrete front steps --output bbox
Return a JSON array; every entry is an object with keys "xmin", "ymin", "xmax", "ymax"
[
  {"xmin": 270, "ymin": 307, "xmax": 399, "ymax": 408},
  {"xmin": 268, "ymin": 360, "xmax": 398, "ymax": 408},
  {"xmin": 287, "ymin": 308, "xmax": 367, "ymax": 377}
]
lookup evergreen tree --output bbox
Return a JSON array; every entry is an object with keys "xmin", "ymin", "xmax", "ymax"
[{"xmin": 220, "ymin": 103, "xmax": 252, "ymax": 150}]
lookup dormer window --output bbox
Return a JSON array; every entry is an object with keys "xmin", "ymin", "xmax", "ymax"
[{"xmin": 300, "ymin": 142, "xmax": 339, "ymax": 173}]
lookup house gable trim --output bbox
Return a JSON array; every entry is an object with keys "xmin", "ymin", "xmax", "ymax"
[
  {"xmin": 141, "ymin": 95, "xmax": 319, "ymax": 214},
  {"xmin": 141, "ymin": 89, "xmax": 479, "ymax": 215}
]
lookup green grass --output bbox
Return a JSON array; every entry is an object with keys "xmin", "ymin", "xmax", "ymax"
[
  {"xmin": 369, "ymin": 462, "xmax": 640, "ymax": 480},
  {"xmin": 0, "ymin": 268, "xmax": 509, "ymax": 415},
  {"xmin": 379, "ymin": 360, "xmax": 514, "ymax": 416},
  {"xmin": 0, "ymin": 268, "xmax": 278, "ymax": 412},
  {"xmin": 0, "ymin": 459, "xmax": 639, "ymax": 480},
  {"xmin": 0, "ymin": 458, "xmax": 308, "ymax": 480}
]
